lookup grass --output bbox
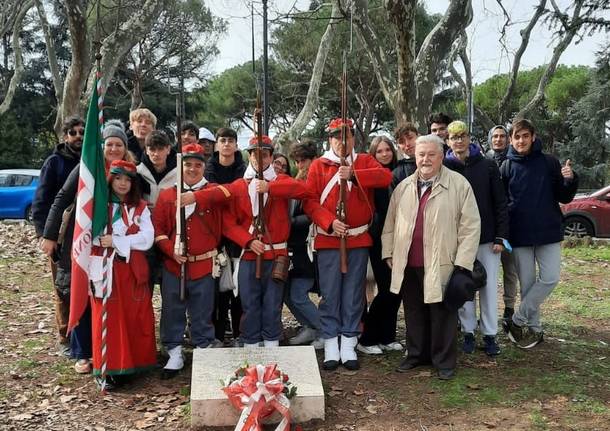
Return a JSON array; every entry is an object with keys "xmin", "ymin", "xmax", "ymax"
[{"xmin": 562, "ymin": 245, "xmax": 610, "ymax": 262}]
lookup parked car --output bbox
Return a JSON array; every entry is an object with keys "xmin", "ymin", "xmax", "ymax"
[
  {"xmin": 0, "ymin": 169, "xmax": 40, "ymax": 222},
  {"xmin": 561, "ymin": 184, "xmax": 610, "ymax": 238}
]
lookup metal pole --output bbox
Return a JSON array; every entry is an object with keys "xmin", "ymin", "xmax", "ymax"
[{"xmin": 262, "ymin": 0, "xmax": 269, "ymax": 134}]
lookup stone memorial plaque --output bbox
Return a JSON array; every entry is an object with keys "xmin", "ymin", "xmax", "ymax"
[{"xmin": 191, "ymin": 346, "xmax": 325, "ymax": 428}]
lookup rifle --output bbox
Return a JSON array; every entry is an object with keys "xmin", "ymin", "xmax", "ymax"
[
  {"xmin": 253, "ymin": 91, "xmax": 265, "ymax": 279},
  {"xmin": 174, "ymin": 78, "xmax": 187, "ymax": 301},
  {"xmin": 337, "ymin": 53, "xmax": 348, "ymax": 274}
]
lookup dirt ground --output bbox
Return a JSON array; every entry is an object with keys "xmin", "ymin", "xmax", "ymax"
[{"xmin": 0, "ymin": 222, "xmax": 608, "ymax": 430}]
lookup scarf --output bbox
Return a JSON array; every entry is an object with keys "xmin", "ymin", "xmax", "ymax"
[
  {"xmin": 319, "ymin": 149, "xmax": 358, "ymax": 204},
  {"xmin": 182, "ymin": 177, "xmax": 208, "ymax": 219},
  {"xmin": 243, "ymin": 163, "xmax": 277, "ymax": 217}
]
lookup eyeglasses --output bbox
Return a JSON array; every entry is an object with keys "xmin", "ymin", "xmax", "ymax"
[
  {"xmin": 68, "ymin": 129, "xmax": 85, "ymax": 137},
  {"xmin": 449, "ymin": 134, "xmax": 468, "ymax": 142}
]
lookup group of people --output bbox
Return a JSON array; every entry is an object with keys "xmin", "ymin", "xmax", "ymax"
[{"xmin": 32, "ymin": 108, "xmax": 578, "ymax": 389}]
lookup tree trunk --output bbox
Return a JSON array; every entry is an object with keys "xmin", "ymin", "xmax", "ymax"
[
  {"xmin": 413, "ymin": 0, "xmax": 473, "ymax": 129},
  {"xmin": 386, "ymin": 0, "xmax": 417, "ymax": 125},
  {"xmin": 275, "ymin": 0, "xmax": 340, "ymax": 154},
  {"xmin": 58, "ymin": 0, "xmax": 91, "ymax": 136},
  {"xmin": 0, "ymin": 1, "xmax": 34, "ymax": 115}
]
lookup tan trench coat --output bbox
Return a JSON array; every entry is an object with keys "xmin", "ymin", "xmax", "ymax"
[{"xmin": 381, "ymin": 165, "xmax": 481, "ymax": 304}]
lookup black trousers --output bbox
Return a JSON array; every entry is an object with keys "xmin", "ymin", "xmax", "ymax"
[
  {"xmin": 359, "ymin": 238, "xmax": 401, "ymax": 346},
  {"xmin": 401, "ymin": 267, "xmax": 457, "ymax": 371},
  {"xmin": 213, "ymin": 288, "xmax": 242, "ymax": 341}
]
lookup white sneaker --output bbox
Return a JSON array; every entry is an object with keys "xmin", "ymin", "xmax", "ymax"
[
  {"xmin": 356, "ymin": 343, "xmax": 383, "ymax": 355},
  {"xmin": 340, "ymin": 335, "xmax": 358, "ymax": 362},
  {"xmin": 311, "ymin": 337, "xmax": 324, "ymax": 350},
  {"xmin": 263, "ymin": 340, "xmax": 279, "ymax": 347},
  {"xmin": 164, "ymin": 346, "xmax": 184, "ymax": 371},
  {"xmin": 74, "ymin": 359, "xmax": 91, "ymax": 374},
  {"xmin": 379, "ymin": 341, "xmax": 403, "ymax": 351},
  {"xmin": 288, "ymin": 327, "xmax": 317, "ymax": 345}
]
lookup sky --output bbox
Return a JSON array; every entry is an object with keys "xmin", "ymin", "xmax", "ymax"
[
  {"xmin": 207, "ymin": 0, "xmax": 609, "ymax": 83},
  {"xmin": 206, "ymin": 0, "xmax": 608, "ymax": 145}
]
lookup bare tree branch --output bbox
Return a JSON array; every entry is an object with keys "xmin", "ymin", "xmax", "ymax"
[
  {"xmin": 0, "ymin": 0, "xmax": 34, "ymax": 115},
  {"xmin": 498, "ymin": 0, "xmax": 547, "ymax": 123},
  {"xmin": 276, "ymin": 0, "xmax": 341, "ymax": 152},
  {"xmin": 34, "ymin": 0, "xmax": 63, "ymax": 106},
  {"xmin": 351, "ymin": 0, "xmax": 396, "ymax": 112},
  {"xmin": 517, "ymin": 0, "xmax": 583, "ymax": 119}
]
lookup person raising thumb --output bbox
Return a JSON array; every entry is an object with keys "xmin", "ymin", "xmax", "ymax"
[{"xmin": 561, "ymin": 159, "xmax": 574, "ymax": 180}]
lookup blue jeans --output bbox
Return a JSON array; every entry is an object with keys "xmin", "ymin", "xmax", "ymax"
[
  {"xmin": 317, "ymin": 248, "xmax": 368, "ymax": 339},
  {"xmin": 161, "ymin": 270, "xmax": 216, "ymax": 349},
  {"xmin": 285, "ymin": 277, "xmax": 320, "ymax": 330},
  {"xmin": 70, "ymin": 304, "xmax": 92, "ymax": 359},
  {"xmin": 238, "ymin": 260, "xmax": 284, "ymax": 344}
]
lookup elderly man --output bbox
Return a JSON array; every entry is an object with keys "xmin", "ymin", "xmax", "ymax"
[{"xmin": 382, "ymin": 134, "xmax": 480, "ymax": 380}]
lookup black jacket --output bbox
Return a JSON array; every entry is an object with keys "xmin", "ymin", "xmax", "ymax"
[
  {"xmin": 32, "ymin": 143, "xmax": 81, "ymax": 237},
  {"xmin": 500, "ymin": 138, "xmax": 578, "ymax": 247},
  {"xmin": 288, "ymin": 199, "xmax": 315, "ymax": 278},
  {"xmin": 127, "ymin": 130, "xmax": 144, "ymax": 162},
  {"xmin": 43, "ymin": 165, "xmax": 79, "ymax": 270},
  {"xmin": 444, "ymin": 145, "xmax": 509, "ymax": 245},
  {"xmin": 390, "ymin": 157, "xmax": 417, "ymax": 193},
  {"xmin": 204, "ymin": 150, "xmax": 246, "ymax": 184},
  {"xmin": 205, "ymin": 150, "xmax": 247, "ymax": 258}
]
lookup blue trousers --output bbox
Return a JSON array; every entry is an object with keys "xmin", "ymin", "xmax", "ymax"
[
  {"xmin": 284, "ymin": 277, "xmax": 320, "ymax": 330},
  {"xmin": 238, "ymin": 260, "xmax": 284, "ymax": 344},
  {"xmin": 317, "ymin": 248, "xmax": 368, "ymax": 339},
  {"xmin": 161, "ymin": 270, "xmax": 215, "ymax": 349},
  {"xmin": 70, "ymin": 304, "xmax": 92, "ymax": 359}
]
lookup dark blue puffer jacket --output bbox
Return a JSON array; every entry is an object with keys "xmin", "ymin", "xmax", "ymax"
[{"xmin": 500, "ymin": 138, "xmax": 578, "ymax": 247}]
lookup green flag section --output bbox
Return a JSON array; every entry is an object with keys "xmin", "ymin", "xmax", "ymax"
[{"xmin": 68, "ymin": 76, "xmax": 109, "ymax": 332}]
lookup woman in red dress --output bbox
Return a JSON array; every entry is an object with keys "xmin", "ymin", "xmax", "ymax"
[{"xmin": 90, "ymin": 160, "xmax": 157, "ymax": 389}]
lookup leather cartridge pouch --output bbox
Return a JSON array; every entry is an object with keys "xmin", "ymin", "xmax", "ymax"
[{"xmin": 271, "ymin": 255, "xmax": 290, "ymax": 284}]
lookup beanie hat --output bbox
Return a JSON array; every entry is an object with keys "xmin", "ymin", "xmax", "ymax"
[{"xmin": 103, "ymin": 119, "xmax": 129, "ymax": 146}]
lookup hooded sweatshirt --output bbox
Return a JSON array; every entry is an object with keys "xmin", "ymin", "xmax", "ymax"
[
  {"xmin": 136, "ymin": 148, "xmax": 178, "ymax": 207},
  {"xmin": 486, "ymin": 125, "xmax": 509, "ymax": 167}
]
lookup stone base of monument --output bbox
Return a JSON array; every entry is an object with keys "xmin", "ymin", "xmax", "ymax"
[{"xmin": 190, "ymin": 345, "xmax": 325, "ymax": 428}]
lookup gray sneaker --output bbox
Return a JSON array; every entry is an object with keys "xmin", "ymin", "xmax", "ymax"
[
  {"xmin": 517, "ymin": 329, "xmax": 543, "ymax": 349},
  {"xmin": 289, "ymin": 326, "xmax": 317, "ymax": 345}
]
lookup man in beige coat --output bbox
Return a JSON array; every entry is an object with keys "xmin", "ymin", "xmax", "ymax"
[{"xmin": 382, "ymin": 134, "xmax": 480, "ymax": 380}]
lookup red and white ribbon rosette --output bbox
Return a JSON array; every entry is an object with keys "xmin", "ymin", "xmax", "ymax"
[{"xmin": 222, "ymin": 363, "xmax": 296, "ymax": 431}]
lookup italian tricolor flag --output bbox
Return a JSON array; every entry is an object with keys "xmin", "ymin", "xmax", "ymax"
[{"xmin": 68, "ymin": 76, "xmax": 109, "ymax": 332}]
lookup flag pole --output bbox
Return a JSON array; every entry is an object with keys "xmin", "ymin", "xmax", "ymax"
[{"xmin": 93, "ymin": 0, "xmax": 109, "ymax": 394}]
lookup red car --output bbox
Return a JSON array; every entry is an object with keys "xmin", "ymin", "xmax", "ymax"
[{"xmin": 561, "ymin": 185, "xmax": 610, "ymax": 238}]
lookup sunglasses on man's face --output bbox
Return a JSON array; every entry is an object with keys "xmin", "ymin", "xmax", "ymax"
[{"xmin": 68, "ymin": 129, "xmax": 85, "ymax": 137}]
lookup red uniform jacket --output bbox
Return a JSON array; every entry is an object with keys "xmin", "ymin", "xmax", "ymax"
[
  {"xmin": 303, "ymin": 153, "xmax": 392, "ymax": 249},
  {"xmin": 223, "ymin": 175, "xmax": 310, "ymax": 261},
  {"xmin": 152, "ymin": 183, "xmax": 234, "ymax": 279}
]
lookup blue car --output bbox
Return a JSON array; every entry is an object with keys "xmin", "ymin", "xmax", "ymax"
[{"xmin": 0, "ymin": 169, "xmax": 40, "ymax": 222}]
